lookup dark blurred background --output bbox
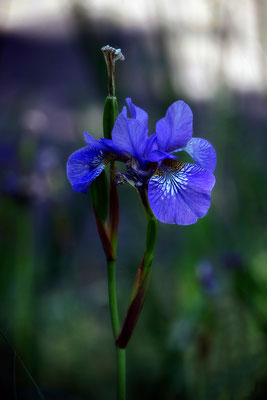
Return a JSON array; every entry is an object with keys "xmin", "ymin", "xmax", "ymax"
[{"xmin": 0, "ymin": 0, "xmax": 267, "ymax": 399}]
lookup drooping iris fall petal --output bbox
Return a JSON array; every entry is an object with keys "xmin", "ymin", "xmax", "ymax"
[
  {"xmin": 67, "ymin": 146, "xmax": 110, "ymax": 193},
  {"xmin": 148, "ymin": 159, "xmax": 215, "ymax": 225}
]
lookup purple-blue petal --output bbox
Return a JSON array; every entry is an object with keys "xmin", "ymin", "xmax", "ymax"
[
  {"xmin": 84, "ymin": 131, "xmax": 100, "ymax": 146},
  {"xmin": 121, "ymin": 105, "xmax": 127, "ymax": 117},
  {"xmin": 148, "ymin": 161, "xmax": 215, "ymax": 225},
  {"xmin": 111, "ymin": 111, "xmax": 148, "ymax": 161},
  {"xmin": 183, "ymin": 138, "xmax": 216, "ymax": 172},
  {"xmin": 156, "ymin": 101, "xmax": 193, "ymax": 153},
  {"xmin": 146, "ymin": 150, "xmax": 177, "ymax": 164},
  {"xmin": 84, "ymin": 132, "xmax": 120, "ymax": 155},
  {"xmin": 144, "ymin": 133, "xmax": 158, "ymax": 157},
  {"xmin": 67, "ymin": 146, "xmax": 108, "ymax": 193},
  {"xmin": 125, "ymin": 98, "xmax": 148, "ymax": 122}
]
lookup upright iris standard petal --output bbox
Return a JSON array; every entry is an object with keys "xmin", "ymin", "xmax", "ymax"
[
  {"xmin": 67, "ymin": 146, "xmax": 111, "ymax": 193},
  {"xmin": 144, "ymin": 133, "xmax": 157, "ymax": 155},
  {"xmin": 156, "ymin": 101, "xmax": 193, "ymax": 153},
  {"xmin": 148, "ymin": 159, "xmax": 215, "ymax": 225},
  {"xmin": 111, "ymin": 111, "xmax": 148, "ymax": 162},
  {"xmin": 183, "ymin": 138, "xmax": 217, "ymax": 172},
  {"xmin": 125, "ymin": 98, "xmax": 148, "ymax": 123}
]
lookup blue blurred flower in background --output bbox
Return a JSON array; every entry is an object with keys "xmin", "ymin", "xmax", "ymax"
[
  {"xmin": 67, "ymin": 98, "xmax": 216, "ymax": 225},
  {"xmin": 197, "ymin": 260, "xmax": 219, "ymax": 296}
]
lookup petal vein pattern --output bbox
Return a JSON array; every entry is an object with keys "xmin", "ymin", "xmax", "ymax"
[
  {"xmin": 67, "ymin": 146, "xmax": 111, "ymax": 193},
  {"xmin": 184, "ymin": 138, "xmax": 216, "ymax": 172},
  {"xmin": 148, "ymin": 160, "xmax": 215, "ymax": 225}
]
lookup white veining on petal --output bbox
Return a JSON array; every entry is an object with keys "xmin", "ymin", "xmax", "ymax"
[
  {"xmin": 148, "ymin": 162, "xmax": 215, "ymax": 225},
  {"xmin": 184, "ymin": 138, "xmax": 216, "ymax": 172},
  {"xmin": 67, "ymin": 146, "xmax": 113, "ymax": 193}
]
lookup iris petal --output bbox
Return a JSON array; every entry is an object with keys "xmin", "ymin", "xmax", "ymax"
[
  {"xmin": 125, "ymin": 98, "xmax": 148, "ymax": 123},
  {"xmin": 67, "ymin": 146, "xmax": 110, "ymax": 193},
  {"xmin": 84, "ymin": 132, "xmax": 99, "ymax": 146},
  {"xmin": 156, "ymin": 101, "xmax": 193, "ymax": 153},
  {"xmin": 183, "ymin": 138, "xmax": 216, "ymax": 172},
  {"xmin": 84, "ymin": 132, "xmax": 123, "ymax": 156},
  {"xmin": 144, "ymin": 133, "xmax": 158, "ymax": 157},
  {"xmin": 146, "ymin": 150, "xmax": 177, "ymax": 164},
  {"xmin": 111, "ymin": 111, "xmax": 148, "ymax": 162},
  {"xmin": 148, "ymin": 160, "xmax": 215, "ymax": 225}
]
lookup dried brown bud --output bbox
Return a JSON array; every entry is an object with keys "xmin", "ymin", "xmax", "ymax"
[{"xmin": 101, "ymin": 45, "xmax": 124, "ymax": 96}]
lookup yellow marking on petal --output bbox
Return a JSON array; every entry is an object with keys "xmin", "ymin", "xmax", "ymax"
[
  {"xmin": 154, "ymin": 159, "xmax": 185, "ymax": 177},
  {"xmin": 104, "ymin": 154, "xmax": 119, "ymax": 165}
]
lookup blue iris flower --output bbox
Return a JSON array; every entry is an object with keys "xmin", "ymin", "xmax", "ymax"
[{"xmin": 67, "ymin": 98, "xmax": 216, "ymax": 225}]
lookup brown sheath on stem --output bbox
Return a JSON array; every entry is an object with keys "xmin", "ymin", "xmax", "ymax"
[
  {"xmin": 115, "ymin": 258, "xmax": 151, "ymax": 348},
  {"xmin": 93, "ymin": 208, "xmax": 115, "ymax": 261}
]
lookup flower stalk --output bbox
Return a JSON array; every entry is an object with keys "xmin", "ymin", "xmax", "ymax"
[
  {"xmin": 100, "ymin": 45, "xmax": 126, "ymax": 400},
  {"xmin": 107, "ymin": 259, "xmax": 126, "ymax": 400}
]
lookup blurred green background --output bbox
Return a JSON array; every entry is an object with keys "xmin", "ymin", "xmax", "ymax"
[{"xmin": 0, "ymin": 1, "xmax": 267, "ymax": 399}]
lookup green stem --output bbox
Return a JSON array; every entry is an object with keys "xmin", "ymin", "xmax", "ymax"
[
  {"xmin": 107, "ymin": 260, "xmax": 126, "ymax": 400},
  {"xmin": 103, "ymin": 87, "xmax": 125, "ymax": 400},
  {"xmin": 142, "ymin": 215, "xmax": 157, "ymax": 278},
  {"xmin": 131, "ymin": 214, "xmax": 157, "ymax": 300},
  {"xmin": 100, "ymin": 45, "xmax": 125, "ymax": 399},
  {"xmin": 116, "ymin": 343, "xmax": 126, "ymax": 400},
  {"xmin": 107, "ymin": 260, "xmax": 120, "ymax": 337}
]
